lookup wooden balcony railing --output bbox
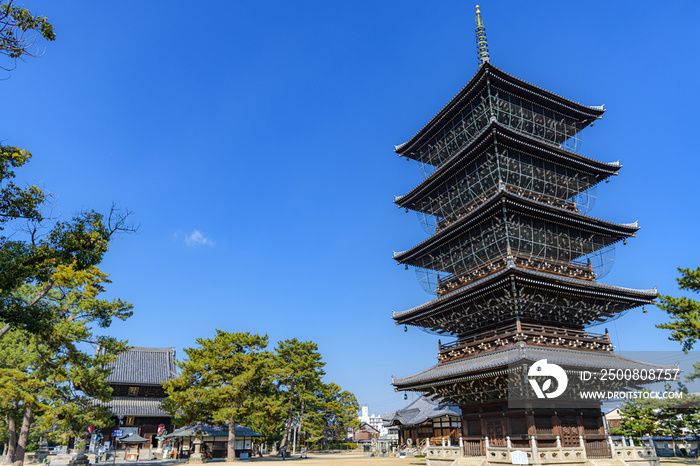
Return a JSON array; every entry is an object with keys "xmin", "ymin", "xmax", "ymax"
[
  {"xmin": 438, "ymin": 320, "xmax": 612, "ymax": 361},
  {"xmin": 585, "ymin": 440, "xmax": 612, "ymax": 458},
  {"xmin": 434, "ymin": 252, "xmax": 596, "ymax": 296},
  {"xmin": 463, "ymin": 440, "xmax": 483, "ymax": 457}
]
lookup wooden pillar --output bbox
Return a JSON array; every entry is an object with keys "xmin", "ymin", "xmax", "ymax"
[
  {"xmin": 552, "ymin": 413, "xmax": 563, "ymax": 440},
  {"xmin": 577, "ymin": 414, "xmax": 584, "ymax": 438},
  {"xmin": 526, "ymin": 411, "xmax": 536, "ymax": 437}
]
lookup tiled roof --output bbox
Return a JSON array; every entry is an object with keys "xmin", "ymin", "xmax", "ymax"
[
  {"xmin": 105, "ymin": 346, "xmax": 177, "ymax": 386},
  {"xmin": 93, "ymin": 397, "xmax": 169, "ymax": 417},
  {"xmin": 392, "ymin": 262, "xmax": 656, "ymax": 322},
  {"xmin": 167, "ymin": 423, "xmax": 263, "ymax": 438},
  {"xmin": 392, "ymin": 346, "xmax": 676, "ymax": 388},
  {"xmin": 382, "ymin": 395, "xmax": 460, "ymax": 427},
  {"xmin": 393, "ymin": 188, "xmax": 640, "ymax": 262},
  {"xmin": 395, "ymin": 63, "xmax": 605, "ymax": 154},
  {"xmin": 394, "ymin": 121, "xmax": 620, "ymax": 207}
]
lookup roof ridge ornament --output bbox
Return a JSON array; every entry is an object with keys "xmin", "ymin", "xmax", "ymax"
[{"xmin": 475, "ymin": 5, "xmax": 490, "ymax": 67}]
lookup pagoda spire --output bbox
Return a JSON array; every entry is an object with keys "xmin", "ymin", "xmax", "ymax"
[{"xmin": 475, "ymin": 5, "xmax": 490, "ymax": 66}]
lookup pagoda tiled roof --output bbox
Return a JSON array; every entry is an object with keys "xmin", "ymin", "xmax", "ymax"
[
  {"xmin": 392, "ymin": 262, "xmax": 656, "ymax": 324},
  {"xmin": 392, "ymin": 345, "xmax": 674, "ymax": 390},
  {"xmin": 382, "ymin": 395, "xmax": 460, "ymax": 427},
  {"xmin": 395, "ymin": 63, "xmax": 605, "ymax": 155},
  {"xmin": 105, "ymin": 346, "xmax": 177, "ymax": 386},
  {"xmin": 93, "ymin": 397, "xmax": 169, "ymax": 417},
  {"xmin": 394, "ymin": 121, "xmax": 620, "ymax": 208},
  {"xmin": 393, "ymin": 189, "xmax": 640, "ymax": 263}
]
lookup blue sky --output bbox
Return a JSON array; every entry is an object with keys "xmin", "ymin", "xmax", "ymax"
[{"xmin": 4, "ymin": 1, "xmax": 700, "ymax": 415}]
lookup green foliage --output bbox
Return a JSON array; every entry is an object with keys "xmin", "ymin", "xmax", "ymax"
[
  {"xmin": 299, "ymin": 381, "xmax": 359, "ymax": 447},
  {"xmin": 0, "ymin": 1, "xmax": 54, "ymax": 67},
  {"xmin": 616, "ymin": 391, "xmax": 700, "ymax": 450},
  {"xmin": 272, "ymin": 339, "xmax": 358, "ymax": 448},
  {"xmin": 0, "ymin": 178, "xmax": 135, "ymax": 336},
  {"xmin": 686, "ymin": 361, "xmax": 700, "ymax": 384},
  {"xmin": 306, "ymin": 442, "xmax": 357, "ymax": 451},
  {"xmin": 163, "ymin": 330, "xmax": 277, "ymax": 460},
  {"xmin": 615, "ymin": 391, "xmax": 665, "ymax": 437},
  {"xmin": 0, "ymin": 291, "xmax": 130, "ymax": 445},
  {"xmin": 275, "ymin": 338, "xmax": 326, "ymax": 448},
  {"xmin": 164, "ymin": 335, "xmax": 361, "ymax": 453},
  {"xmin": 657, "ymin": 267, "xmax": 700, "ymax": 352},
  {"xmin": 0, "ymin": 145, "xmax": 44, "ymax": 225},
  {"xmin": 0, "ymin": 5, "xmax": 134, "ymax": 465},
  {"xmin": 0, "ymin": 2, "xmax": 134, "ymax": 340},
  {"xmin": 316, "ymin": 382, "xmax": 360, "ymax": 445}
]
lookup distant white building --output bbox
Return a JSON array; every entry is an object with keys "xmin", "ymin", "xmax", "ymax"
[{"xmin": 359, "ymin": 406, "xmax": 388, "ymax": 436}]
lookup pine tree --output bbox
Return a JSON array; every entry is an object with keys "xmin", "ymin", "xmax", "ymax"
[
  {"xmin": 657, "ymin": 267, "xmax": 700, "ymax": 352},
  {"xmin": 163, "ymin": 331, "xmax": 275, "ymax": 462},
  {"xmin": 274, "ymin": 339, "xmax": 325, "ymax": 450}
]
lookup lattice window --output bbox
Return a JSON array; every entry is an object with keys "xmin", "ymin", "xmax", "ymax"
[
  {"xmin": 410, "ymin": 209, "xmax": 618, "ymax": 294},
  {"xmin": 412, "ymin": 144, "xmax": 600, "ymax": 235},
  {"xmin": 413, "ymin": 88, "xmax": 492, "ymax": 176},
  {"xmin": 409, "ymin": 85, "xmax": 588, "ymax": 180},
  {"xmin": 491, "ymin": 87, "xmax": 582, "ymax": 152}
]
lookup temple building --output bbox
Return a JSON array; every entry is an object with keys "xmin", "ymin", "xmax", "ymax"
[
  {"xmin": 97, "ymin": 346, "xmax": 177, "ymax": 447},
  {"xmin": 390, "ymin": 6, "xmax": 670, "ymax": 466},
  {"xmin": 383, "ymin": 395, "xmax": 462, "ymax": 447},
  {"xmin": 163, "ymin": 424, "xmax": 263, "ymax": 460}
]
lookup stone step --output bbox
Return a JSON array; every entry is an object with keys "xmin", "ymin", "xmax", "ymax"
[
  {"xmin": 453, "ymin": 458, "xmax": 487, "ymax": 466},
  {"xmin": 587, "ymin": 459, "xmax": 629, "ymax": 466}
]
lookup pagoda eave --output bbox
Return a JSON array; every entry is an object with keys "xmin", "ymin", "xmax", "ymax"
[
  {"xmin": 395, "ymin": 121, "xmax": 620, "ymax": 206},
  {"xmin": 392, "ymin": 265, "xmax": 656, "ymax": 334},
  {"xmin": 393, "ymin": 190, "xmax": 639, "ymax": 264},
  {"xmin": 395, "ymin": 63, "xmax": 605, "ymax": 157},
  {"xmin": 392, "ymin": 345, "xmax": 675, "ymax": 392}
]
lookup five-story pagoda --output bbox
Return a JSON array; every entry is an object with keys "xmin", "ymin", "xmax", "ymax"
[{"xmin": 390, "ymin": 6, "xmax": 668, "ymax": 463}]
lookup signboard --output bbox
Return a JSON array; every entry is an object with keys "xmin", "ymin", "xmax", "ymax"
[
  {"xmin": 88, "ymin": 426, "xmax": 94, "ymax": 434},
  {"xmin": 112, "ymin": 429, "xmax": 124, "ymax": 438},
  {"xmin": 157, "ymin": 424, "xmax": 165, "ymax": 434},
  {"xmin": 240, "ymin": 452, "xmax": 249, "ymax": 459},
  {"xmin": 511, "ymin": 450, "xmax": 529, "ymax": 465},
  {"xmin": 122, "ymin": 427, "xmax": 139, "ymax": 437}
]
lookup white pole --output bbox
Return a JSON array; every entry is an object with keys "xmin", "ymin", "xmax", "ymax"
[{"xmin": 292, "ymin": 426, "xmax": 297, "ymax": 455}]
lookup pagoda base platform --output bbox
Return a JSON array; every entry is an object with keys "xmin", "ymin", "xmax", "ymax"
[{"xmin": 421, "ymin": 437, "xmax": 658, "ymax": 466}]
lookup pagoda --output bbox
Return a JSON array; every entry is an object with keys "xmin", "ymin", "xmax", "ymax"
[{"xmin": 390, "ymin": 6, "xmax": 668, "ymax": 464}]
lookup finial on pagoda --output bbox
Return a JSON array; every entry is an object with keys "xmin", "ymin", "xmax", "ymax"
[{"xmin": 475, "ymin": 5, "xmax": 490, "ymax": 66}]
